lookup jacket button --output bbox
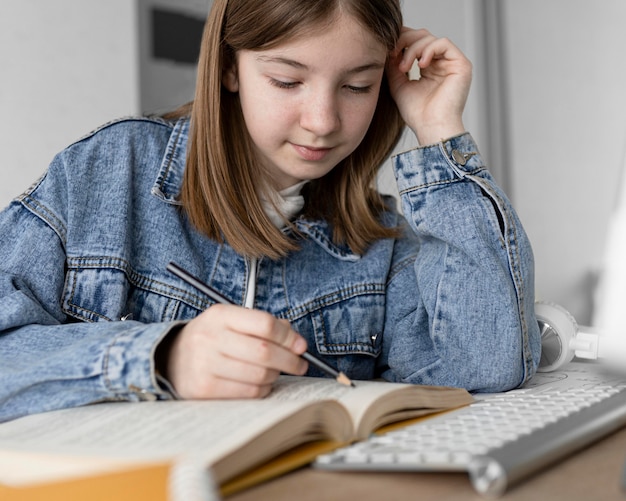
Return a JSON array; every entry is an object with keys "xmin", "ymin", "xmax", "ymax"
[
  {"xmin": 129, "ymin": 384, "xmax": 158, "ymax": 401},
  {"xmin": 452, "ymin": 149, "xmax": 470, "ymax": 166}
]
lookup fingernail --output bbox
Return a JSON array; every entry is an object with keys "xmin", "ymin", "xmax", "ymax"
[
  {"xmin": 294, "ymin": 336, "xmax": 307, "ymax": 353},
  {"xmin": 299, "ymin": 359, "xmax": 309, "ymax": 375}
]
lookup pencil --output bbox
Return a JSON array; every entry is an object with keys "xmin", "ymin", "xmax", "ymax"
[{"xmin": 167, "ymin": 261, "xmax": 355, "ymax": 387}]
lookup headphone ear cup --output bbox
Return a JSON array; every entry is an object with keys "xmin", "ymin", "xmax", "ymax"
[{"xmin": 535, "ymin": 302, "xmax": 579, "ymax": 372}]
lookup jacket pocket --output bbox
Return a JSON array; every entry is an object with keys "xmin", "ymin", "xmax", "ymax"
[
  {"xmin": 62, "ymin": 258, "xmax": 202, "ymax": 323},
  {"xmin": 289, "ymin": 285, "xmax": 385, "ymax": 379}
]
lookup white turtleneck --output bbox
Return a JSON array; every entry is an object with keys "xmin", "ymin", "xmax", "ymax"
[{"xmin": 243, "ymin": 181, "xmax": 307, "ymax": 308}]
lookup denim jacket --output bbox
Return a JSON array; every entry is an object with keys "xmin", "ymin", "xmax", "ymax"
[{"xmin": 0, "ymin": 116, "xmax": 541, "ymax": 422}]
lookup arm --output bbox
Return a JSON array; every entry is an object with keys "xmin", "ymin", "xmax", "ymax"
[
  {"xmin": 0, "ymin": 200, "xmax": 176, "ymax": 423},
  {"xmin": 0, "ymin": 148, "xmax": 307, "ymax": 422},
  {"xmin": 380, "ymin": 29, "xmax": 540, "ymax": 391}
]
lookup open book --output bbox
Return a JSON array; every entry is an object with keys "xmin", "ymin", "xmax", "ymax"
[{"xmin": 0, "ymin": 376, "xmax": 472, "ymax": 498}]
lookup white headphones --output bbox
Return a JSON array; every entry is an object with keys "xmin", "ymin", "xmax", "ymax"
[{"xmin": 536, "ymin": 301, "xmax": 626, "ymax": 372}]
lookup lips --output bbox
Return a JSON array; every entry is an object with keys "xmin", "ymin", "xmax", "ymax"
[{"xmin": 292, "ymin": 143, "xmax": 333, "ymax": 161}]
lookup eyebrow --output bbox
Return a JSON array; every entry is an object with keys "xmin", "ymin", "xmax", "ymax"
[{"xmin": 255, "ymin": 55, "xmax": 384, "ymax": 75}]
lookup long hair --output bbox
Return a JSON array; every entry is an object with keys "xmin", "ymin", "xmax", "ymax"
[{"xmin": 180, "ymin": 0, "xmax": 405, "ymax": 260}]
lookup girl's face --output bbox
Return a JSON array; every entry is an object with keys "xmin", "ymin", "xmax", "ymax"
[{"xmin": 223, "ymin": 12, "xmax": 387, "ymax": 191}]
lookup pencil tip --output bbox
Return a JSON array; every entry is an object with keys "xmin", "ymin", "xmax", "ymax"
[{"xmin": 337, "ymin": 373, "xmax": 355, "ymax": 387}]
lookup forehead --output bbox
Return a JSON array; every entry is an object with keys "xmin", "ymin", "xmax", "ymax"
[{"xmin": 254, "ymin": 12, "xmax": 387, "ymax": 65}]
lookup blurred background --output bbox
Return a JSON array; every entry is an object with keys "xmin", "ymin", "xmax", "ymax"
[{"xmin": 1, "ymin": 0, "xmax": 625, "ymax": 328}]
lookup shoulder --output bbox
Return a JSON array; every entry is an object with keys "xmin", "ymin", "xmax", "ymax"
[
  {"xmin": 69, "ymin": 115, "xmax": 179, "ymax": 152},
  {"xmin": 22, "ymin": 115, "xmax": 188, "ymax": 215},
  {"xmin": 42, "ymin": 115, "xmax": 188, "ymax": 184}
]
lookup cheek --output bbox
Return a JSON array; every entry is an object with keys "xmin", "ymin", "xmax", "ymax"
[
  {"xmin": 239, "ymin": 90, "xmax": 294, "ymax": 140},
  {"xmin": 241, "ymin": 104, "xmax": 292, "ymax": 149},
  {"xmin": 346, "ymin": 98, "xmax": 379, "ymax": 141},
  {"xmin": 237, "ymin": 104, "xmax": 266, "ymax": 147}
]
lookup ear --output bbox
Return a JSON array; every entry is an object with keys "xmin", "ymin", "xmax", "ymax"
[{"xmin": 222, "ymin": 64, "xmax": 239, "ymax": 92}]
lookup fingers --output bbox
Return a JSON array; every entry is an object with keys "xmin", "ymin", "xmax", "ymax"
[
  {"xmin": 215, "ymin": 313, "xmax": 307, "ymax": 375},
  {"xmin": 163, "ymin": 304, "xmax": 309, "ymax": 400},
  {"xmin": 185, "ymin": 354, "xmax": 279, "ymax": 399},
  {"xmin": 392, "ymin": 28, "xmax": 470, "ymax": 75},
  {"xmin": 195, "ymin": 377, "xmax": 275, "ymax": 400},
  {"xmin": 220, "ymin": 305, "xmax": 307, "ymax": 355},
  {"xmin": 393, "ymin": 28, "xmax": 436, "ymax": 73}
]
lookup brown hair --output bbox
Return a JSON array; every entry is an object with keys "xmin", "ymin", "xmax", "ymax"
[{"xmin": 180, "ymin": 0, "xmax": 405, "ymax": 260}]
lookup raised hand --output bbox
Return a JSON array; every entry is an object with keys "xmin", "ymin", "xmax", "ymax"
[{"xmin": 386, "ymin": 28, "xmax": 473, "ymax": 145}]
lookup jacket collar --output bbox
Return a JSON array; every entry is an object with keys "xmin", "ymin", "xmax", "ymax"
[
  {"xmin": 150, "ymin": 117, "xmax": 190, "ymax": 205},
  {"xmin": 292, "ymin": 219, "xmax": 361, "ymax": 261}
]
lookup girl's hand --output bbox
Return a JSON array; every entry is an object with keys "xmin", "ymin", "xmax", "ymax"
[
  {"xmin": 164, "ymin": 304, "xmax": 308, "ymax": 399},
  {"xmin": 387, "ymin": 28, "xmax": 472, "ymax": 145}
]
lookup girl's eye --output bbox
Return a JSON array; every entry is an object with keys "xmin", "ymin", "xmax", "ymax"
[
  {"xmin": 346, "ymin": 85, "xmax": 373, "ymax": 94},
  {"xmin": 269, "ymin": 79, "xmax": 298, "ymax": 90},
  {"xmin": 268, "ymin": 78, "xmax": 372, "ymax": 94}
]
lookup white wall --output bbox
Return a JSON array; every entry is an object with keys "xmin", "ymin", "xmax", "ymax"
[
  {"xmin": 0, "ymin": 1, "xmax": 139, "ymax": 207},
  {"xmin": 502, "ymin": 0, "xmax": 626, "ymax": 323}
]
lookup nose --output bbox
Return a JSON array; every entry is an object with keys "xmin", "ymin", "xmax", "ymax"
[{"xmin": 299, "ymin": 90, "xmax": 340, "ymax": 137}]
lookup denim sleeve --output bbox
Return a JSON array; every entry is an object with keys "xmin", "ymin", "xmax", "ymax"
[
  {"xmin": 380, "ymin": 133, "xmax": 541, "ymax": 392},
  {"xmin": 0, "ymin": 200, "xmax": 177, "ymax": 423}
]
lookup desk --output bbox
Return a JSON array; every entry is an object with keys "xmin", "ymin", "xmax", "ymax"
[{"xmin": 230, "ymin": 425, "xmax": 626, "ymax": 501}]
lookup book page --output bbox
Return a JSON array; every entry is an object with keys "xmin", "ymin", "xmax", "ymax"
[
  {"xmin": 0, "ymin": 399, "xmax": 317, "ymax": 460},
  {"xmin": 0, "ymin": 398, "xmax": 309, "ymax": 486},
  {"xmin": 268, "ymin": 376, "xmax": 470, "ymax": 437},
  {"xmin": 0, "ymin": 377, "xmax": 392, "ymax": 486},
  {"xmin": 269, "ymin": 376, "xmax": 408, "ymax": 426}
]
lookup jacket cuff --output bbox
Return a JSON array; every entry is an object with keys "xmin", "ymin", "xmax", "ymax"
[
  {"xmin": 392, "ymin": 132, "xmax": 486, "ymax": 193},
  {"xmin": 103, "ymin": 321, "xmax": 185, "ymax": 402}
]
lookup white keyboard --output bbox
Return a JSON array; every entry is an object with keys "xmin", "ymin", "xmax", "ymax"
[{"xmin": 314, "ymin": 363, "xmax": 626, "ymax": 497}]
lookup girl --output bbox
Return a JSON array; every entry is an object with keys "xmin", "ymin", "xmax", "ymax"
[{"xmin": 0, "ymin": 0, "xmax": 540, "ymax": 422}]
